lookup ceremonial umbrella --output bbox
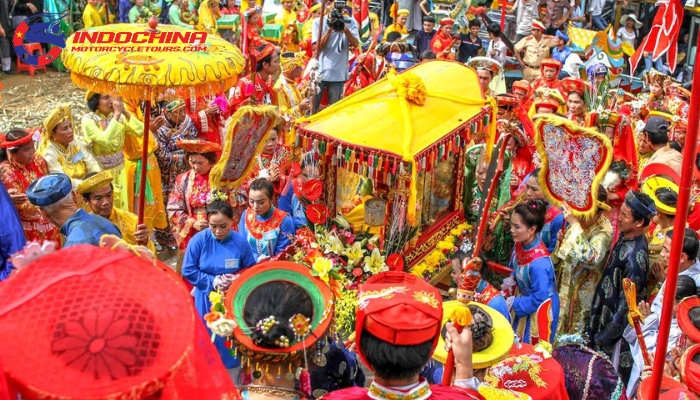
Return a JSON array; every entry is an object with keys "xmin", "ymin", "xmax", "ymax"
[{"xmin": 61, "ymin": 20, "xmax": 245, "ymax": 226}]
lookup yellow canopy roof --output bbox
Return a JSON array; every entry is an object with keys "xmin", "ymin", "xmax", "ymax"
[{"xmin": 297, "ymin": 60, "xmax": 493, "ymax": 160}]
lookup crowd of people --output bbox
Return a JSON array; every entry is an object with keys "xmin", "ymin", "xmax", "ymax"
[{"xmin": 0, "ymin": 0, "xmax": 699, "ymax": 398}]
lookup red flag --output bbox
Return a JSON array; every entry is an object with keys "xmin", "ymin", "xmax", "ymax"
[{"xmin": 630, "ymin": 0, "xmax": 684, "ymax": 73}]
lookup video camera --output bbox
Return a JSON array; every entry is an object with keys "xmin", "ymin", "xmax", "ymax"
[{"xmin": 328, "ymin": 0, "xmax": 350, "ymax": 32}]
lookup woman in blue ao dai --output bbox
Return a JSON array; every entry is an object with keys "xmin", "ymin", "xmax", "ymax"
[
  {"xmin": 183, "ymin": 200, "xmax": 257, "ymax": 375},
  {"xmin": 239, "ymin": 178, "xmax": 296, "ymax": 261},
  {"xmin": 506, "ymin": 199, "xmax": 560, "ymax": 344}
]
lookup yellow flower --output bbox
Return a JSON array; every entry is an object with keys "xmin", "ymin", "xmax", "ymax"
[
  {"xmin": 450, "ymin": 228, "xmax": 462, "ymax": 236},
  {"xmin": 437, "ymin": 240, "xmax": 453, "ymax": 251},
  {"xmin": 342, "ymin": 241, "xmax": 365, "ymax": 267},
  {"xmin": 363, "ymin": 247, "xmax": 388, "ymax": 275},
  {"xmin": 209, "ymin": 291, "xmax": 222, "ymax": 305},
  {"xmin": 323, "ymin": 234, "xmax": 345, "ymax": 255},
  {"xmin": 411, "ymin": 262, "xmax": 428, "ymax": 277},
  {"xmin": 444, "ymin": 235, "xmax": 456, "ymax": 244},
  {"xmin": 312, "ymin": 257, "xmax": 333, "ymax": 284}
]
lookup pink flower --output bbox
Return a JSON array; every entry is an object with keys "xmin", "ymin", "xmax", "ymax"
[
  {"xmin": 352, "ymin": 267, "xmax": 363, "ymax": 277},
  {"xmin": 52, "ymin": 310, "xmax": 138, "ymax": 380}
]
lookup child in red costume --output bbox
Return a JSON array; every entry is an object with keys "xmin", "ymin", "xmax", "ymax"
[{"xmin": 531, "ymin": 58, "xmax": 563, "ymax": 96}]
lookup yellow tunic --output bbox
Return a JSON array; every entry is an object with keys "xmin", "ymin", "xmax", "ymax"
[
  {"xmin": 384, "ymin": 24, "xmax": 407, "ymax": 40},
  {"xmin": 274, "ymin": 75, "xmax": 305, "ymax": 142},
  {"xmin": 81, "ymin": 111, "xmax": 144, "ymax": 211},
  {"xmin": 302, "ymin": 18, "xmax": 313, "ymax": 41},
  {"xmin": 274, "ymin": 8, "xmax": 297, "ymax": 27},
  {"xmin": 197, "ymin": 1, "xmax": 219, "ymax": 34},
  {"xmin": 82, "ymin": 3, "xmax": 105, "ymax": 28},
  {"xmin": 39, "ymin": 139, "xmax": 101, "ymax": 188},
  {"xmin": 122, "ymin": 101, "xmax": 168, "ymax": 232},
  {"xmin": 108, "ymin": 207, "xmax": 157, "ymax": 254}
]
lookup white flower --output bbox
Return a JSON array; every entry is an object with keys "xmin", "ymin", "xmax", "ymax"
[{"xmin": 208, "ymin": 317, "xmax": 238, "ymax": 337}]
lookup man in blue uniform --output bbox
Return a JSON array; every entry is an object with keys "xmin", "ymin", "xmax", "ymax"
[{"xmin": 27, "ymin": 173, "xmax": 122, "ymax": 247}]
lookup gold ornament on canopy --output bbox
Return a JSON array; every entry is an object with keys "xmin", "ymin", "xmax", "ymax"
[{"xmin": 61, "ymin": 22, "xmax": 246, "ymax": 101}]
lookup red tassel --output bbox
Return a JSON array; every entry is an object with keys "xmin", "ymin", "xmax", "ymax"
[{"xmin": 299, "ymin": 369, "xmax": 311, "ymax": 397}]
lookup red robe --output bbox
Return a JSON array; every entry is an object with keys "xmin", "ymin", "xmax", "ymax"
[
  {"xmin": 531, "ymin": 77, "xmax": 563, "ymax": 95},
  {"xmin": 187, "ymin": 96, "xmax": 229, "ymax": 145},
  {"xmin": 430, "ymin": 31, "xmax": 456, "ymax": 60},
  {"xmin": 229, "ymin": 73, "xmax": 277, "ymax": 112},
  {"xmin": 321, "ymin": 381, "xmax": 484, "ymax": 400}
]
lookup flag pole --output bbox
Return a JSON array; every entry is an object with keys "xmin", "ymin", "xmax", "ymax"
[{"xmin": 647, "ymin": 30, "xmax": 700, "ymax": 400}]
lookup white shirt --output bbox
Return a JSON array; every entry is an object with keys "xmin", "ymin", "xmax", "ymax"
[
  {"xmin": 514, "ymin": 0, "xmax": 538, "ymax": 35},
  {"xmin": 487, "ymin": 38, "xmax": 508, "ymax": 65},
  {"xmin": 588, "ymin": 0, "xmax": 604, "ymax": 16},
  {"xmin": 562, "ymin": 53, "xmax": 583, "ymax": 78},
  {"xmin": 617, "ymin": 27, "xmax": 636, "ymax": 47}
]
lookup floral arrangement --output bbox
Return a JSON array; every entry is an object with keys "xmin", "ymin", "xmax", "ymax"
[
  {"xmin": 276, "ymin": 204, "xmax": 400, "ymax": 336},
  {"xmin": 408, "ymin": 222, "xmax": 472, "ymax": 282}
]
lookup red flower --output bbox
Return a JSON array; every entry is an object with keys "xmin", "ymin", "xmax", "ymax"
[
  {"xmin": 302, "ymin": 179, "xmax": 323, "ymax": 202},
  {"xmin": 352, "ymin": 267, "xmax": 363, "ymax": 277},
  {"xmin": 307, "ymin": 204, "xmax": 329, "ymax": 224},
  {"xmin": 51, "ymin": 310, "xmax": 138, "ymax": 380},
  {"xmin": 305, "ymin": 248, "xmax": 324, "ymax": 264},
  {"xmin": 387, "ymin": 254, "xmax": 405, "ymax": 272}
]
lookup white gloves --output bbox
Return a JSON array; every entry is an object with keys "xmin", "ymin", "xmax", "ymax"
[{"xmin": 213, "ymin": 274, "xmax": 236, "ymax": 291}]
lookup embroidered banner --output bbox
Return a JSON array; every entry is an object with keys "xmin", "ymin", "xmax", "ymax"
[
  {"xmin": 210, "ymin": 105, "xmax": 281, "ymax": 189},
  {"xmin": 533, "ymin": 114, "xmax": 613, "ymax": 218}
]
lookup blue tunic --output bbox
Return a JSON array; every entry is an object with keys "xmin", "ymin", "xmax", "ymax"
[
  {"xmin": 238, "ymin": 207, "xmax": 296, "ymax": 259},
  {"xmin": 61, "ymin": 209, "xmax": 122, "ymax": 248},
  {"xmin": 0, "ymin": 184, "xmax": 26, "ymax": 280},
  {"xmin": 183, "ymin": 228, "xmax": 257, "ymax": 368},
  {"xmin": 541, "ymin": 212, "xmax": 564, "ymax": 254},
  {"xmin": 278, "ymin": 186, "xmax": 308, "ymax": 231},
  {"xmin": 510, "ymin": 238, "xmax": 560, "ymax": 344}
]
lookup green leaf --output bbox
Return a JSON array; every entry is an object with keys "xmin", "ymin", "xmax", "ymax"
[
  {"xmin": 309, "ymin": 269, "xmax": 319, "ymax": 276},
  {"xmin": 214, "ymin": 303, "xmax": 226, "ymax": 313}
]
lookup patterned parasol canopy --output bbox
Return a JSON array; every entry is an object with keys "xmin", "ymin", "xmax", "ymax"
[{"xmin": 61, "ymin": 22, "xmax": 246, "ymax": 101}]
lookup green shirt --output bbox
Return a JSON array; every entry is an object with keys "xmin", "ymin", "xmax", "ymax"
[{"xmin": 168, "ymin": 4, "xmax": 192, "ymax": 28}]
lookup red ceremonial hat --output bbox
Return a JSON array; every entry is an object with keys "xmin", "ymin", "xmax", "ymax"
[
  {"xmin": 681, "ymin": 344, "xmax": 700, "ymax": 395},
  {"xmin": 0, "ymin": 132, "xmax": 33, "ymax": 149},
  {"xmin": 512, "ymin": 80, "xmax": 531, "ymax": 93},
  {"xmin": 177, "ymin": 139, "xmax": 222, "ymax": 153},
  {"xmin": 637, "ymin": 375, "xmax": 694, "ymax": 400},
  {"xmin": 496, "ymin": 93, "xmax": 520, "ymax": 110},
  {"xmin": 439, "ymin": 18, "xmax": 455, "ymax": 27},
  {"xmin": 355, "ymin": 271, "xmax": 443, "ymax": 369},
  {"xmin": 561, "ymin": 77, "xmax": 591, "ymax": 97},
  {"xmin": 540, "ymin": 58, "xmax": 562, "ymax": 72},
  {"xmin": 484, "ymin": 349, "xmax": 568, "ymax": 400},
  {"xmin": 252, "ymin": 42, "xmax": 276, "ymax": 61},
  {"xmin": 678, "ymin": 296, "xmax": 700, "ymax": 344},
  {"xmin": 0, "ymin": 243, "xmax": 240, "ymax": 400}
]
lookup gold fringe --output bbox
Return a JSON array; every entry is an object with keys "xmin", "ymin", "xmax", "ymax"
[
  {"xmin": 533, "ymin": 114, "xmax": 613, "ymax": 220},
  {"xmin": 209, "ymin": 105, "xmax": 282, "ymax": 190},
  {"xmin": 69, "ymin": 73, "xmax": 239, "ymax": 103}
]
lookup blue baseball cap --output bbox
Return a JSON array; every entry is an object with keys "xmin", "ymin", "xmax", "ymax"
[{"xmin": 555, "ymin": 30, "xmax": 569, "ymax": 43}]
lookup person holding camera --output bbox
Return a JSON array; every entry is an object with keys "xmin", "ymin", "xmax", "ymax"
[{"xmin": 312, "ymin": 0, "xmax": 360, "ymax": 111}]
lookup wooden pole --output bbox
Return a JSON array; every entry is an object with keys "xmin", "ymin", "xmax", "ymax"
[
  {"xmin": 647, "ymin": 29, "xmax": 700, "ymax": 400},
  {"xmin": 311, "ymin": 0, "xmax": 327, "ymax": 114},
  {"xmin": 137, "ymin": 95, "xmax": 152, "ymax": 226}
]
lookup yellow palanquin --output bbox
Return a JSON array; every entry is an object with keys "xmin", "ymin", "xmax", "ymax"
[{"xmin": 293, "ymin": 61, "xmax": 495, "ymax": 274}]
